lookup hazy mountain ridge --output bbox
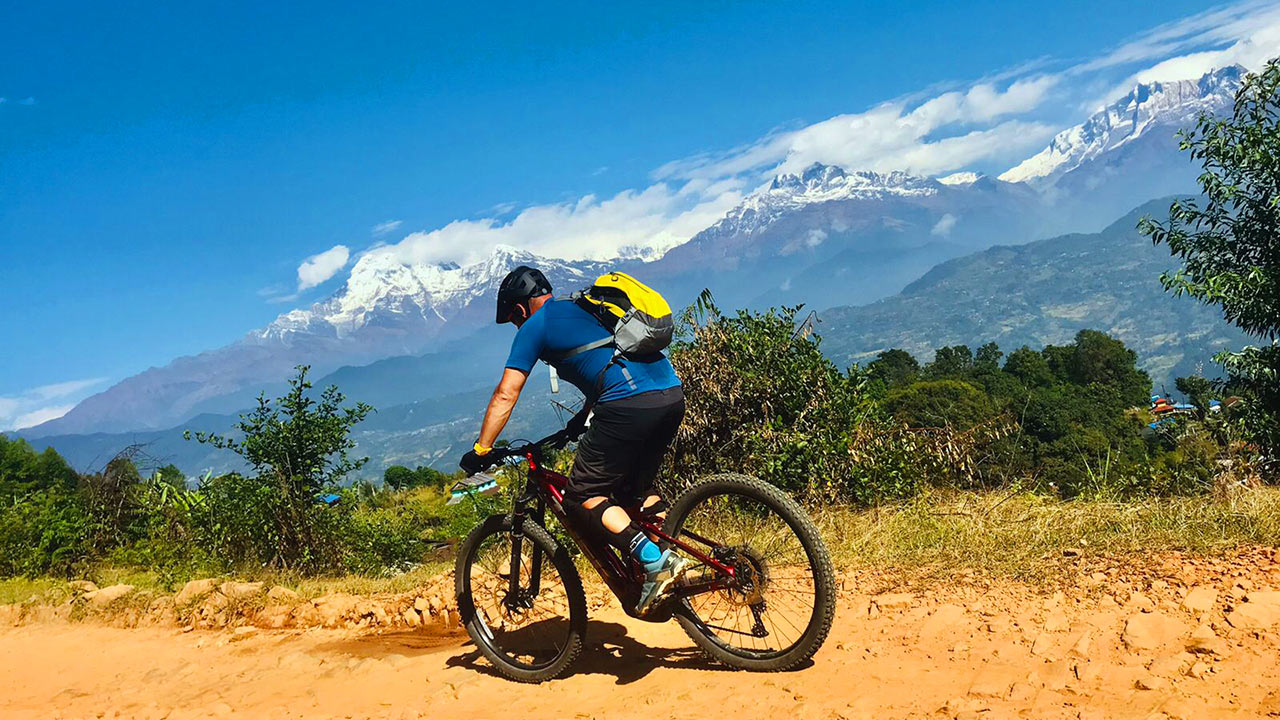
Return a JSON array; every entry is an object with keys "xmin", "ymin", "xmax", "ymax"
[{"xmin": 817, "ymin": 199, "xmax": 1249, "ymax": 387}]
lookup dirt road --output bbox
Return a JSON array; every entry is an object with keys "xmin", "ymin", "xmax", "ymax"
[{"xmin": 4, "ymin": 550, "xmax": 1280, "ymax": 720}]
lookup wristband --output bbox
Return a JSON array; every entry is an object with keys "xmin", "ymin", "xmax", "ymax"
[{"xmin": 473, "ymin": 442, "xmax": 493, "ymax": 456}]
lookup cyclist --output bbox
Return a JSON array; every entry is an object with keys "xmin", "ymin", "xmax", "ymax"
[{"xmin": 460, "ymin": 265, "xmax": 687, "ymax": 614}]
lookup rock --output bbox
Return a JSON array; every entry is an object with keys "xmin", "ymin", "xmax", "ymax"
[
  {"xmin": 88, "ymin": 584, "xmax": 134, "ymax": 606},
  {"xmin": 1031, "ymin": 633, "xmax": 1057, "ymax": 658},
  {"xmin": 230, "ymin": 626, "xmax": 258, "ymax": 641},
  {"xmin": 219, "ymin": 581, "xmax": 265, "ymax": 600},
  {"xmin": 258, "ymin": 605, "xmax": 293, "ymax": 629},
  {"xmin": 413, "ymin": 596, "xmax": 430, "ymax": 613},
  {"xmin": 402, "ymin": 607, "xmax": 422, "ymax": 627},
  {"xmin": 1184, "ymin": 624, "xmax": 1226, "ymax": 655},
  {"xmin": 1068, "ymin": 630, "xmax": 1093, "ymax": 659},
  {"xmin": 175, "ymin": 579, "xmax": 218, "ymax": 606},
  {"xmin": 1162, "ymin": 698, "xmax": 1196, "ymax": 720},
  {"xmin": 1043, "ymin": 607, "xmax": 1070, "ymax": 632},
  {"xmin": 1128, "ymin": 592, "xmax": 1156, "ymax": 611},
  {"xmin": 1123, "ymin": 612, "xmax": 1186, "ymax": 651},
  {"xmin": 68, "ymin": 580, "xmax": 98, "ymax": 594},
  {"xmin": 1148, "ymin": 654, "xmax": 1190, "ymax": 677},
  {"xmin": 968, "ymin": 670, "xmax": 1013, "ymax": 698},
  {"xmin": 872, "ymin": 593, "xmax": 915, "ymax": 610},
  {"xmin": 1186, "ymin": 661, "xmax": 1211, "ymax": 679},
  {"xmin": 313, "ymin": 593, "xmax": 361, "ymax": 627},
  {"xmin": 919, "ymin": 603, "xmax": 965, "ymax": 638},
  {"xmin": 1225, "ymin": 591, "xmax": 1280, "ymax": 630},
  {"xmin": 266, "ymin": 586, "xmax": 301, "ymax": 604},
  {"xmin": 1136, "ymin": 675, "xmax": 1170, "ymax": 691},
  {"xmin": 1181, "ymin": 586, "xmax": 1217, "ymax": 614}
]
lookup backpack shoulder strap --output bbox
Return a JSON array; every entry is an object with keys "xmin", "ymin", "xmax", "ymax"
[{"xmin": 543, "ymin": 336, "xmax": 613, "ymax": 363}]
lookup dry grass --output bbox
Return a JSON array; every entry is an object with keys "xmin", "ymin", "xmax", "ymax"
[
  {"xmin": 5, "ymin": 489, "xmax": 1279, "ymax": 604},
  {"xmin": 814, "ymin": 486, "xmax": 1280, "ymax": 582}
]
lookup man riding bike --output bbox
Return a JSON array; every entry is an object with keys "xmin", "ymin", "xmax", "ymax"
[{"xmin": 459, "ymin": 265, "xmax": 688, "ymax": 615}]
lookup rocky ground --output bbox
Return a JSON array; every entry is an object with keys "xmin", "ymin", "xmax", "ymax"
[{"xmin": 3, "ymin": 548, "xmax": 1280, "ymax": 719}]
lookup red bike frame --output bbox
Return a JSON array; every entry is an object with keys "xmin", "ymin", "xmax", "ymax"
[{"xmin": 518, "ymin": 449, "xmax": 736, "ymax": 616}]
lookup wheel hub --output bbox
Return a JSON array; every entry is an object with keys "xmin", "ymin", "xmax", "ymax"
[{"xmin": 718, "ymin": 545, "xmax": 770, "ymax": 607}]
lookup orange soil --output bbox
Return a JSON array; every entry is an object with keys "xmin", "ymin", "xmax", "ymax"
[{"xmin": 4, "ymin": 550, "xmax": 1280, "ymax": 720}]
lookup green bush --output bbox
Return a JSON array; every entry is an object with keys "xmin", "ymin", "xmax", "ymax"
[
  {"xmin": 0, "ymin": 490, "xmax": 90, "ymax": 577},
  {"xmin": 667, "ymin": 296, "xmax": 925, "ymax": 503}
]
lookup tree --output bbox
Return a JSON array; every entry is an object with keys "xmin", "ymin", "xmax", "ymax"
[
  {"xmin": 1065, "ymin": 330, "xmax": 1151, "ymax": 407},
  {"xmin": 884, "ymin": 380, "xmax": 997, "ymax": 431},
  {"xmin": 154, "ymin": 464, "xmax": 186, "ymax": 488},
  {"xmin": 1175, "ymin": 375, "xmax": 1217, "ymax": 414},
  {"xmin": 0, "ymin": 437, "xmax": 78, "ymax": 500},
  {"xmin": 867, "ymin": 349, "xmax": 920, "ymax": 387},
  {"xmin": 1140, "ymin": 59, "xmax": 1280, "ymax": 465},
  {"xmin": 186, "ymin": 366, "xmax": 373, "ymax": 569},
  {"xmin": 383, "ymin": 465, "xmax": 416, "ymax": 492},
  {"xmin": 926, "ymin": 345, "xmax": 974, "ymax": 379},
  {"xmin": 1003, "ymin": 346, "xmax": 1054, "ymax": 387},
  {"xmin": 975, "ymin": 343, "xmax": 1003, "ymax": 374}
]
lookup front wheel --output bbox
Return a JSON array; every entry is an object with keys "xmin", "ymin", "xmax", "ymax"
[
  {"xmin": 455, "ymin": 514, "xmax": 587, "ymax": 683},
  {"xmin": 663, "ymin": 474, "xmax": 836, "ymax": 671}
]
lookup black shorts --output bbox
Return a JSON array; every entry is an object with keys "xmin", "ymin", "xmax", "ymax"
[{"xmin": 566, "ymin": 386, "xmax": 685, "ymax": 505}]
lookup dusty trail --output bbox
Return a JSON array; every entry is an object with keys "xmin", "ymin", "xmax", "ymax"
[{"xmin": 5, "ymin": 550, "xmax": 1280, "ymax": 720}]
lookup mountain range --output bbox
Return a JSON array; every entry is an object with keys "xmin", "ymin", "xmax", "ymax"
[{"xmin": 17, "ymin": 65, "xmax": 1252, "ymax": 478}]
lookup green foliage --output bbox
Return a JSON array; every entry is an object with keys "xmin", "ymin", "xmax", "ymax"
[
  {"xmin": 185, "ymin": 366, "xmax": 373, "ymax": 570},
  {"xmin": 1140, "ymin": 59, "xmax": 1280, "ymax": 466},
  {"xmin": 884, "ymin": 380, "xmax": 997, "ymax": 431},
  {"xmin": 0, "ymin": 489, "xmax": 89, "ymax": 577},
  {"xmin": 383, "ymin": 464, "xmax": 447, "ymax": 492},
  {"xmin": 0, "ymin": 436, "xmax": 78, "ymax": 501},
  {"xmin": 867, "ymin": 349, "xmax": 920, "ymax": 387},
  {"xmin": 668, "ymin": 296, "xmax": 917, "ymax": 503},
  {"xmin": 865, "ymin": 330, "xmax": 1244, "ymax": 499},
  {"xmin": 925, "ymin": 345, "xmax": 975, "ymax": 379}
]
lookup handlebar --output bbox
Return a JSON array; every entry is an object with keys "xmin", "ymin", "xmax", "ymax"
[{"xmin": 486, "ymin": 426, "xmax": 581, "ymax": 463}]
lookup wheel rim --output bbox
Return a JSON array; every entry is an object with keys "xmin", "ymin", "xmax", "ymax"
[
  {"xmin": 464, "ymin": 529, "xmax": 575, "ymax": 671},
  {"xmin": 674, "ymin": 490, "xmax": 820, "ymax": 659}
]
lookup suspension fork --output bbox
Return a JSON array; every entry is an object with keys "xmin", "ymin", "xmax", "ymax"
[{"xmin": 506, "ymin": 472, "xmax": 547, "ymax": 602}]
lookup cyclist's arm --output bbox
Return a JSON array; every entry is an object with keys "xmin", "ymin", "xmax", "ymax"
[{"xmin": 477, "ymin": 367, "xmax": 529, "ymax": 449}]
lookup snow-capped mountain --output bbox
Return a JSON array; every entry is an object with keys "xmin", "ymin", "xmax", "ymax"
[
  {"xmin": 25, "ymin": 246, "xmax": 608, "ymax": 437},
  {"xmin": 1002, "ymin": 65, "xmax": 1244, "ymax": 187},
  {"xmin": 645, "ymin": 162, "xmax": 1044, "ymax": 313},
  {"xmin": 252, "ymin": 245, "xmax": 603, "ymax": 349},
  {"xmin": 706, "ymin": 164, "xmax": 942, "ymax": 239},
  {"xmin": 25, "ymin": 64, "xmax": 1247, "ymax": 442}
]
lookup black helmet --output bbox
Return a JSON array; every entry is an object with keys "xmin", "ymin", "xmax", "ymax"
[{"xmin": 496, "ymin": 265, "xmax": 552, "ymax": 323}]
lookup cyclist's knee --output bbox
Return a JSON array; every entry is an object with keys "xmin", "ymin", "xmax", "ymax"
[{"xmin": 641, "ymin": 495, "xmax": 669, "ymax": 518}]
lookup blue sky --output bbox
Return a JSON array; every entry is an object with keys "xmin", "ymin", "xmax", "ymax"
[{"xmin": 3, "ymin": 1, "xmax": 1277, "ymax": 429}]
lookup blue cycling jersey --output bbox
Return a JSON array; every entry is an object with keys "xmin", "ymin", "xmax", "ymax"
[{"xmin": 505, "ymin": 298, "xmax": 681, "ymax": 403}]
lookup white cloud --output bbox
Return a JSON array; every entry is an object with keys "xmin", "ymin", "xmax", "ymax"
[
  {"xmin": 280, "ymin": 0, "xmax": 1280, "ymax": 284},
  {"xmin": 932, "ymin": 213, "xmax": 958, "ymax": 237},
  {"xmin": 364, "ymin": 181, "xmax": 744, "ymax": 268},
  {"xmin": 371, "ymin": 220, "xmax": 402, "ymax": 237},
  {"xmin": 660, "ymin": 75, "xmax": 1060, "ymax": 182},
  {"xmin": 12, "ymin": 405, "xmax": 74, "ymax": 430},
  {"xmin": 296, "ymin": 245, "xmax": 350, "ymax": 291},
  {"xmin": 0, "ymin": 378, "xmax": 107, "ymax": 431}
]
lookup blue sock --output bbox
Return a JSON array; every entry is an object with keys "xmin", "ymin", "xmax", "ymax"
[{"xmin": 630, "ymin": 535, "xmax": 662, "ymax": 567}]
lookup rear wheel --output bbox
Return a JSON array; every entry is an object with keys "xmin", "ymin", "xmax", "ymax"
[
  {"xmin": 455, "ymin": 514, "xmax": 587, "ymax": 683},
  {"xmin": 663, "ymin": 474, "xmax": 836, "ymax": 671}
]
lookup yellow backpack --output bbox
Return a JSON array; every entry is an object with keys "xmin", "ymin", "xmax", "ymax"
[
  {"xmin": 550, "ymin": 272, "xmax": 674, "ymax": 396},
  {"xmin": 572, "ymin": 272, "xmax": 674, "ymax": 356}
]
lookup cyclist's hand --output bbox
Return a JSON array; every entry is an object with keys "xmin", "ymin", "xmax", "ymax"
[{"xmin": 459, "ymin": 448, "xmax": 497, "ymax": 475}]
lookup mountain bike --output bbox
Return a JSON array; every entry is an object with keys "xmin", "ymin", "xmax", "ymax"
[{"xmin": 452, "ymin": 426, "xmax": 836, "ymax": 682}]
